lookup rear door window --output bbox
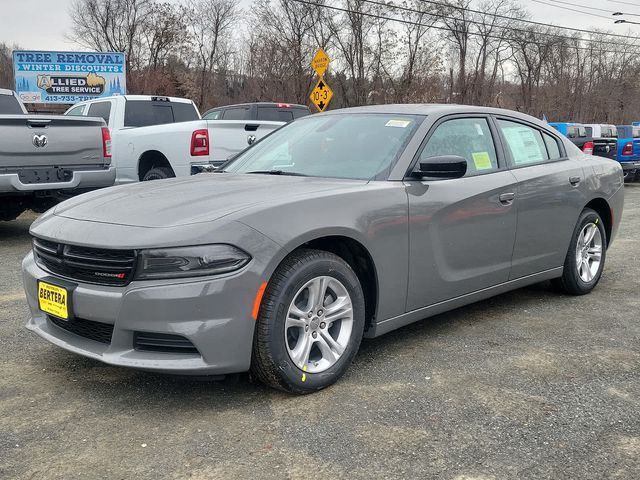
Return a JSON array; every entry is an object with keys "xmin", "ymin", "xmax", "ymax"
[
  {"xmin": 172, "ymin": 102, "xmax": 200, "ymax": 122},
  {"xmin": 222, "ymin": 107, "xmax": 250, "ymax": 120},
  {"xmin": 124, "ymin": 101, "xmax": 175, "ymax": 127},
  {"xmin": 420, "ymin": 117, "xmax": 498, "ymax": 176},
  {"xmin": 87, "ymin": 102, "xmax": 112, "ymax": 124},
  {"xmin": 257, "ymin": 106, "xmax": 295, "ymax": 122},
  {"xmin": 498, "ymin": 119, "xmax": 550, "ymax": 166}
]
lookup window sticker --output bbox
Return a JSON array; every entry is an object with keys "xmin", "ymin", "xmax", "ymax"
[
  {"xmin": 474, "ymin": 123, "xmax": 485, "ymax": 136},
  {"xmin": 472, "ymin": 151, "xmax": 493, "ymax": 170},
  {"xmin": 502, "ymin": 126, "xmax": 545, "ymax": 164},
  {"xmin": 385, "ymin": 119, "xmax": 412, "ymax": 128}
]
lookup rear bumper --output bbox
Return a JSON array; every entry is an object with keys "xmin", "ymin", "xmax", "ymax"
[
  {"xmin": 0, "ymin": 166, "xmax": 115, "ymax": 193},
  {"xmin": 619, "ymin": 161, "xmax": 640, "ymax": 170}
]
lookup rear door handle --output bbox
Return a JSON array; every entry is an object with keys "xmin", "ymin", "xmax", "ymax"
[
  {"xmin": 499, "ymin": 192, "xmax": 515, "ymax": 205},
  {"xmin": 569, "ymin": 176, "xmax": 581, "ymax": 186}
]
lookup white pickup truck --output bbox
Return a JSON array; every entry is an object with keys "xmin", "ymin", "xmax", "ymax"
[{"xmin": 65, "ymin": 95, "xmax": 284, "ymax": 183}]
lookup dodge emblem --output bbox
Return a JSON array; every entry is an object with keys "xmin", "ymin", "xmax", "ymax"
[{"xmin": 33, "ymin": 134, "xmax": 48, "ymax": 148}]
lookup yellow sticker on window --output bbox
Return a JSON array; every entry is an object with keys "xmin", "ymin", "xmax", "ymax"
[{"xmin": 472, "ymin": 151, "xmax": 493, "ymax": 170}]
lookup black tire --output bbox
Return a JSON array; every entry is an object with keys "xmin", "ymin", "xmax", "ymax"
[
  {"xmin": 623, "ymin": 169, "xmax": 636, "ymax": 183},
  {"xmin": 552, "ymin": 208, "xmax": 606, "ymax": 295},
  {"xmin": 142, "ymin": 167, "xmax": 174, "ymax": 181},
  {"xmin": 251, "ymin": 249, "xmax": 365, "ymax": 394}
]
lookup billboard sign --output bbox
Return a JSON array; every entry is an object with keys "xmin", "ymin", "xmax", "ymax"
[{"xmin": 13, "ymin": 50, "xmax": 126, "ymax": 104}]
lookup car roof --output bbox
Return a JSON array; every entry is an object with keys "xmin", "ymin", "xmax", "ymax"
[
  {"xmin": 319, "ymin": 103, "xmax": 552, "ymax": 129},
  {"xmin": 206, "ymin": 102, "xmax": 309, "ymax": 111}
]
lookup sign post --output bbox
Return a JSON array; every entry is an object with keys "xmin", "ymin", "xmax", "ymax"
[{"xmin": 309, "ymin": 48, "xmax": 332, "ymax": 112}]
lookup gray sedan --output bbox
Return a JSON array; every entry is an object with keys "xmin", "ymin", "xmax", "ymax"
[{"xmin": 22, "ymin": 105, "xmax": 624, "ymax": 393}]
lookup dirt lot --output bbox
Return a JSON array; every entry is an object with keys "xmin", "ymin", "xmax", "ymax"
[{"xmin": 1, "ymin": 186, "xmax": 639, "ymax": 480}]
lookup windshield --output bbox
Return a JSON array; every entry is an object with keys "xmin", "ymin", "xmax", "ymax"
[{"xmin": 225, "ymin": 113, "xmax": 423, "ymax": 180}]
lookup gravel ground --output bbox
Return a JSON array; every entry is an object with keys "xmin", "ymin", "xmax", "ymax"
[{"xmin": 1, "ymin": 186, "xmax": 639, "ymax": 480}]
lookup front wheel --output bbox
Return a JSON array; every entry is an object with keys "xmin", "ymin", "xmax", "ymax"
[
  {"xmin": 251, "ymin": 249, "xmax": 365, "ymax": 394},
  {"xmin": 553, "ymin": 208, "xmax": 606, "ymax": 295}
]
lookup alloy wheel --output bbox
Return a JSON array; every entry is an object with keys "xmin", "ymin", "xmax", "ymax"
[
  {"xmin": 284, "ymin": 275, "xmax": 354, "ymax": 374},
  {"xmin": 575, "ymin": 222, "xmax": 602, "ymax": 283}
]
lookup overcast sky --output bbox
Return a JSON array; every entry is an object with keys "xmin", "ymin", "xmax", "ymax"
[{"xmin": 1, "ymin": 0, "xmax": 639, "ymax": 51}]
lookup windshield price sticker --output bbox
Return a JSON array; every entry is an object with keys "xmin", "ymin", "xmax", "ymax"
[
  {"xmin": 386, "ymin": 119, "xmax": 412, "ymax": 128},
  {"xmin": 472, "ymin": 151, "xmax": 493, "ymax": 170}
]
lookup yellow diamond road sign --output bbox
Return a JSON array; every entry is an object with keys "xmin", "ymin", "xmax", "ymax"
[
  {"xmin": 310, "ymin": 78, "xmax": 333, "ymax": 112},
  {"xmin": 311, "ymin": 48, "xmax": 330, "ymax": 77}
]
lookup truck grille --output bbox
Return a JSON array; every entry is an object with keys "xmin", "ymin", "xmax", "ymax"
[
  {"xmin": 33, "ymin": 237, "xmax": 136, "ymax": 286},
  {"xmin": 48, "ymin": 315, "xmax": 114, "ymax": 345}
]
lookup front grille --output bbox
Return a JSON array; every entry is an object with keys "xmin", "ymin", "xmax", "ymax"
[
  {"xmin": 33, "ymin": 237, "xmax": 136, "ymax": 286},
  {"xmin": 48, "ymin": 315, "xmax": 114, "ymax": 344},
  {"xmin": 134, "ymin": 332, "xmax": 199, "ymax": 354}
]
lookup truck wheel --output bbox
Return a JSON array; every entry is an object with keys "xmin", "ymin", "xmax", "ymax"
[
  {"xmin": 623, "ymin": 169, "xmax": 636, "ymax": 183},
  {"xmin": 552, "ymin": 208, "xmax": 606, "ymax": 295},
  {"xmin": 251, "ymin": 249, "xmax": 365, "ymax": 394},
  {"xmin": 142, "ymin": 167, "xmax": 175, "ymax": 182},
  {"xmin": 0, "ymin": 199, "xmax": 28, "ymax": 221}
]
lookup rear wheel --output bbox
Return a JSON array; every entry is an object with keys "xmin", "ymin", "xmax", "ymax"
[
  {"xmin": 251, "ymin": 249, "xmax": 365, "ymax": 394},
  {"xmin": 142, "ymin": 167, "xmax": 174, "ymax": 181},
  {"xmin": 553, "ymin": 208, "xmax": 606, "ymax": 295}
]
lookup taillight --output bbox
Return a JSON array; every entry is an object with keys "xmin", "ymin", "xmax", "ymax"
[
  {"xmin": 101, "ymin": 127, "xmax": 112, "ymax": 158},
  {"xmin": 190, "ymin": 129, "xmax": 209, "ymax": 156},
  {"xmin": 277, "ymin": 103, "xmax": 291, "ymax": 108},
  {"xmin": 582, "ymin": 141, "xmax": 594, "ymax": 155},
  {"xmin": 622, "ymin": 142, "xmax": 633, "ymax": 156}
]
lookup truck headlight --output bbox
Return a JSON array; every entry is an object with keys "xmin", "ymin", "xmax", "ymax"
[{"xmin": 135, "ymin": 244, "xmax": 251, "ymax": 280}]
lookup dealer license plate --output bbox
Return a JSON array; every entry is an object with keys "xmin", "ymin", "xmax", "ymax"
[{"xmin": 37, "ymin": 280, "xmax": 69, "ymax": 320}]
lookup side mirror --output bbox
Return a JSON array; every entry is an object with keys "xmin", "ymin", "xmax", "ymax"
[{"xmin": 413, "ymin": 155, "xmax": 467, "ymax": 179}]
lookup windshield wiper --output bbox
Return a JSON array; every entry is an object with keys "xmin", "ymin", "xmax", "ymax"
[{"xmin": 245, "ymin": 170, "xmax": 307, "ymax": 177}]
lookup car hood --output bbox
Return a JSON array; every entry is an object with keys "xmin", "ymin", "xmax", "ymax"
[{"xmin": 53, "ymin": 173, "xmax": 366, "ymax": 228}]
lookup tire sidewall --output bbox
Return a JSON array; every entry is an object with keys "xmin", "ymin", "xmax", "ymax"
[
  {"xmin": 261, "ymin": 253, "xmax": 365, "ymax": 392},
  {"xmin": 142, "ymin": 167, "xmax": 172, "ymax": 181},
  {"xmin": 564, "ymin": 209, "xmax": 606, "ymax": 294}
]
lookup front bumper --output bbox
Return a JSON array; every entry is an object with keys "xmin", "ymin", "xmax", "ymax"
[
  {"xmin": 22, "ymin": 251, "xmax": 260, "ymax": 375},
  {"xmin": 0, "ymin": 166, "xmax": 116, "ymax": 193}
]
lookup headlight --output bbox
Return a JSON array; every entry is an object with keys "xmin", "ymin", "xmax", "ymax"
[{"xmin": 135, "ymin": 244, "xmax": 251, "ymax": 280}]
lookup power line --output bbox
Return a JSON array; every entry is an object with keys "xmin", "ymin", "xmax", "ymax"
[
  {"xmin": 364, "ymin": 0, "xmax": 638, "ymax": 49},
  {"xmin": 530, "ymin": 0, "xmax": 614, "ymax": 20},
  {"xmin": 413, "ymin": 0, "xmax": 640, "ymax": 40},
  {"xmin": 292, "ymin": 0, "xmax": 638, "ymax": 54},
  {"xmin": 548, "ymin": 0, "xmax": 618, "ymax": 14}
]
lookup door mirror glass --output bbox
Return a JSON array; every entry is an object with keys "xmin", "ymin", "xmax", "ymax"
[{"xmin": 415, "ymin": 155, "xmax": 467, "ymax": 179}]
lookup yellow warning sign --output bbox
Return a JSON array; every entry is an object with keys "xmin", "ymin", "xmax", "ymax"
[
  {"xmin": 311, "ymin": 48, "xmax": 330, "ymax": 77},
  {"xmin": 309, "ymin": 78, "xmax": 333, "ymax": 112}
]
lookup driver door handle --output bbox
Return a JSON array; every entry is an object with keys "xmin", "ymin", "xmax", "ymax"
[
  {"xmin": 569, "ymin": 176, "xmax": 581, "ymax": 186},
  {"xmin": 499, "ymin": 192, "xmax": 515, "ymax": 205}
]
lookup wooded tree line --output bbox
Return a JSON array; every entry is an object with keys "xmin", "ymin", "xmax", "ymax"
[{"xmin": 2, "ymin": 0, "xmax": 640, "ymax": 123}]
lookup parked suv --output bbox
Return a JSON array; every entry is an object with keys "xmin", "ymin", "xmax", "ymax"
[{"xmin": 202, "ymin": 102, "xmax": 311, "ymax": 122}]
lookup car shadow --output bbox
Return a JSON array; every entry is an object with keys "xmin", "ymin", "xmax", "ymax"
[{"xmin": 35, "ymin": 281, "xmax": 557, "ymax": 407}]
